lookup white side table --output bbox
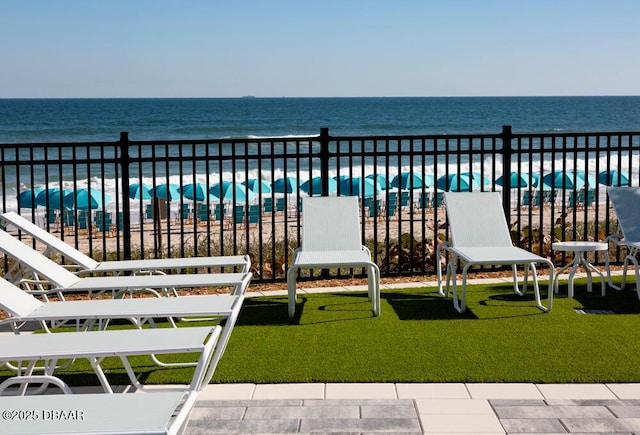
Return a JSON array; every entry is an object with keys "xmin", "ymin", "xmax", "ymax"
[{"xmin": 552, "ymin": 241, "xmax": 608, "ymax": 298}]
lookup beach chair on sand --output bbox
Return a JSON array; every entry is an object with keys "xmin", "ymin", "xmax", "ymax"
[
  {"xmin": 0, "ymin": 388, "xmax": 196, "ymax": 435},
  {"xmin": 437, "ymin": 192, "xmax": 554, "ymax": 313},
  {"xmin": 0, "ymin": 275, "xmax": 242, "ymax": 375},
  {"xmin": 286, "ymin": 196, "xmax": 380, "ymax": 318},
  {"xmin": 0, "ymin": 211, "xmax": 250, "ymax": 274},
  {"xmin": 0, "ymin": 325, "xmax": 222, "ymax": 395},
  {"xmin": 605, "ymin": 187, "xmax": 640, "ymax": 298},
  {"xmin": 0, "ymin": 228, "xmax": 252, "ymax": 300}
]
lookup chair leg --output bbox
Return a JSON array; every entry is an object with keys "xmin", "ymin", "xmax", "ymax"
[
  {"xmin": 452, "ymin": 264, "xmax": 472, "ymax": 313},
  {"xmin": 287, "ymin": 266, "xmax": 298, "ymax": 319},
  {"xmin": 368, "ymin": 263, "xmax": 381, "ymax": 317}
]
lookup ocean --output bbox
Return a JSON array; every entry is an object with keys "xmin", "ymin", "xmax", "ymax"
[
  {"xmin": 1, "ymin": 96, "xmax": 639, "ymax": 215},
  {"xmin": 1, "ymin": 96, "xmax": 640, "ymax": 143}
]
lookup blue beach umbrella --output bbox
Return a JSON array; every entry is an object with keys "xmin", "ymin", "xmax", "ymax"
[
  {"xmin": 273, "ymin": 177, "xmax": 298, "ymax": 194},
  {"xmin": 339, "ymin": 177, "xmax": 381, "ymax": 198},
  {"xmin": 210, "ymin": 181, "xmax": 257, "ymax": 203},
  {"xmin": 575, "ymin": 170, "xmax": 597, "ymax": 187},
  {"xmin": 180, "ymin": 183, "xmax": 212, "ymax": 202},
  {"xmin": 423, "ymin": 174, "xmax": 435, "ymax": 188},
  {"xmin": 150, "ymin": 183, "xmax": 181, "ymax": 201},
  {"xmin": 598, "ymin": 169, "xmax": 630, "ymax": 186},
  {"xmin": 17, "ymin": 187, "xmax": 45, "ymax": 208},
  {"xmin": 365, "ymin": 174, "xmax": 388, "ymax": 190},
  {"xmin": 243, "ymin": 179, "xmax": 271, "ymax": 194},
  {"xmin": 129, "ymin": 183, "xmax": 152, "ymax": 200},
  {"xmin": 436, "ymin": 173, "xmax": 478, "ymax": 192},
  {"xmin": 542, "ymin": 171, "xmax": 586, "ymax": 190},
  {"xmin": 35, "ymin": 187, "xmax": 72, "ymax": 209},
  {"xmin": 391, "ymin": 173, "xmax": 423, "ymax": 190},
  {"xmin": 461, "ymin": 172, "xmax": 490, "ymax": 188},
  {"xmin": 300, "ymin": 177, "xmax": 337, "ymax": 196},
  {"xmin": 64, "ymin": 188, "xmax": 112, "ymax": 210},
  {"xmin": 496, "ymin": 172, "xmax": 530, "ymax": 188}
]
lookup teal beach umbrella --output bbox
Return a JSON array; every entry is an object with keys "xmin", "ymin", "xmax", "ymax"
[
  {"xmin": 210, "ymin": 181, "xmax": 256, "ymax": 203},
  {"xmin": 461, "ymin": 172, "xmax": 490, "ymax": 188},
  {"xmin": 150, "ymin": 183, "xmax": 181, "ymax": 201},
  {"xmin": 273, "ymin": 177, "xmax": 298, "ymax": 194},
  {"xmin": 366, "ymin": 174, "xmax": 388, "ymax": 190},
  {"xmin": 243, "ymin": 179, "xmax": 271, "ymax": 194},
  {"xmin": 64, "ymin": 188, "xmax": 112, "ymax": 210},
  {"xmin": 436, "ymin": 173, "xmax": 477, "ymax": 192},
  {"xmin": 496, "ymin": 172, "xmax": 530, "ymax": 188},
  {"xmin": 339, "ymin": 177, "xmax": 381, "ymax": 198},
  {"xmin": 17, "ymin": 187, "xmax": 45, "ymax": 208},
  {"xmin": 598, "ymin": 169, "xmax": 630, "ymax": 186},
  {"xmin": 575, "ymin": 170, "xmax": 597, "ymax": 187},
  {"xmin": 391, "ymin": 173, "xmax": 423, "ymax": 190},
  {"xmin": 180, "ymin": 183, "xmax": 211, "ymax": 201},
  {"xmin": 423, "ymin": 174, "xmax": 435, "ymax": 188},
  {"xmin": 129, "ymin": 183, "xmax": 152, "ymax": 200},
  {"xmin": 300, "ymin": 177, "xmax": 337, "ymax": 196},
  {"xmin": 542, "ymin": 171, "xmax": 586, "ymax": 190},
  {"xmin": 35, "ymin": 187, "xmax": 72, "ymax": 209}
]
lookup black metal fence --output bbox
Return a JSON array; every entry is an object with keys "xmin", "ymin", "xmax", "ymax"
[{"xmin": 2, "ymin": 126, "xmax": 639, "ymax": 283}]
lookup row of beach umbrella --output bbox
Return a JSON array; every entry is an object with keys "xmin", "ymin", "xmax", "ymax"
[
  {"xmin": 18, "ymin": 187, "xmax": 112, "ymax": 210},
  {"xmin": 18, "ymin": 169, "xmax": 631, "ymax": 209},
  {"xmin": 130, "ymin": 169, "xmax": 629, "ymax": 202},
  {"xmin": 496, "ymin": 169, "xmax": 630, "ymax": 190}
]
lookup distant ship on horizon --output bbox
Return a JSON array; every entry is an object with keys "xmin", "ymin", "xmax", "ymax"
[{"xmin": 241, "ymin": 95, "xmax": 256, "ymax": 99}]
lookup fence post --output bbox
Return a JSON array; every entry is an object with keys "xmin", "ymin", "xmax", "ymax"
[
  {"xmin": 500, "ymin": 125, "xmax": 513, "ymax": 220},
  {"xmin": 319, "ymin": 127, "xmax": 330, "ymax": 197},
  {"xmin": 119, "ymin": 132, "xmax": 132, "ymax": 260}
]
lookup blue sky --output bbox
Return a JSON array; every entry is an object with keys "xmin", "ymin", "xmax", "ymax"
[{"xmin": 2, "ymin": 0, "xmax": 639, "ymax": 98}]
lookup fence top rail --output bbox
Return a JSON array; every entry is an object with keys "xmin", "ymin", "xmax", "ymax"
[
  {"xmin": 127, "ymin": 134, "xmax": 322, "ymax": 147},
  {"xmin": 0, "ymin": 140, "xmax": 119, "ymax": 148},
  {"xmin": 512, "ymin": 130, "xmax": 640, "ymax": 139}
]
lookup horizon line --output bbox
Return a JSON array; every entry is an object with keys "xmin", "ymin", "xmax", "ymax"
[{"xmin": 2, "ymin": 94, "xmax": 640, "ymax": 100}]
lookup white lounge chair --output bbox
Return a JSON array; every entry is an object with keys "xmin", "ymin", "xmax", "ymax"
[
  {"xmin": 605, "ymin": 186, "xmax": 640, "ymax": 298},
  {"xmin": 0, "ymin": 326, "xmax": 221, "ymax": 394},
  {"xmin": 287, "ymin": 196, "xmax": 380, "ymax": 318},
  {"xmin": 1, "ymin": 211, "xmax": 250, "ymax": 274},
  {"xmin": 0, "ymin": 389, "xmax": 196, "ymax": 435},
  {"xmin": 437, "ymin": 192, "xmax": 554, "ymax": 313},
  {"xmin": 0, "ymin": 228, "xmax": 251, "ymax": 300},
  {"xmin": 0, "ymin": 275, "xmax": 242, "ymax": 374}
]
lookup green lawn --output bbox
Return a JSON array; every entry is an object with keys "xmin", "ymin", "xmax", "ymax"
[{"xmin": 4, "ymin": 278, "xmax": 640, "ymax": 386}]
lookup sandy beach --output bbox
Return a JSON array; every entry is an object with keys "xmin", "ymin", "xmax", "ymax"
[{"xmin": 9, "ymin": 197, "xmax": 612, "ymax": 278}]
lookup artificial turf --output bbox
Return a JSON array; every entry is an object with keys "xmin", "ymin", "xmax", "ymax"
[{"xmin": 3, "ymin": 278, "xmax": 640, "ymax": 386}]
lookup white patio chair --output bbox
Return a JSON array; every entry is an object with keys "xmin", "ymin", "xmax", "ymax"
[
  {"xmin": 0, "ymin": 388, "xmax": 196, "ymax": 435},
  {"xmin": 0, "ymin": 275, "xmax": 243, "ymax": 375},
  {"xmin": 287, "ymin": 196, "xmax": 380, "ymax": 318},
  {"xmin": 605, "ymin": 186, "xmax": 640, "ymax": 298},
  {"xmin": 0, "ymin": 228, "xmax": 251, "ymax": 300},
  {"xmin": 1, "ymin": 211, "xmax": 250, "ymax": 274},
  {"xmin": 436, "ymin": 192, "xmax": 554, "ymax": 313},
  {"xmin": 0, "ymin": 325, "xmax": 221, "ymax": 394}
]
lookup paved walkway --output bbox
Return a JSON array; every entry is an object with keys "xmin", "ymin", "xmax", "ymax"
[{"xmin": 187, "ymin": 382, "xmax": 640, "ymax": 434}]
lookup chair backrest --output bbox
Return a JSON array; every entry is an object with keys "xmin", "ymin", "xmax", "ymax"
[
  {"xmin": 0, "ymin": 276, "xmax": 44, "ymax": 317},
  {"xmin": 444, "ymin": 192, "xmax": 513, "ymax": 247},
  {"xmin": 301, "ymin": 196, "xmax": 362, "ymax": 251},
  {"xmin": 0, "ymin": 229, "xmax": 82, "ymax": 288},
  {"xmin": 608, "ymin": 187, "xmax": 640, "ymax": 242},
  {"xmin": 0, "ymin": 212, "xmax": 99, "ymax": 269}
]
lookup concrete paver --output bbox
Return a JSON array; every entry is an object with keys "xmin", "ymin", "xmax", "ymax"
[{"xmin": 188, "ymin": 383, "xmax": 640, "ymax": 434}]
